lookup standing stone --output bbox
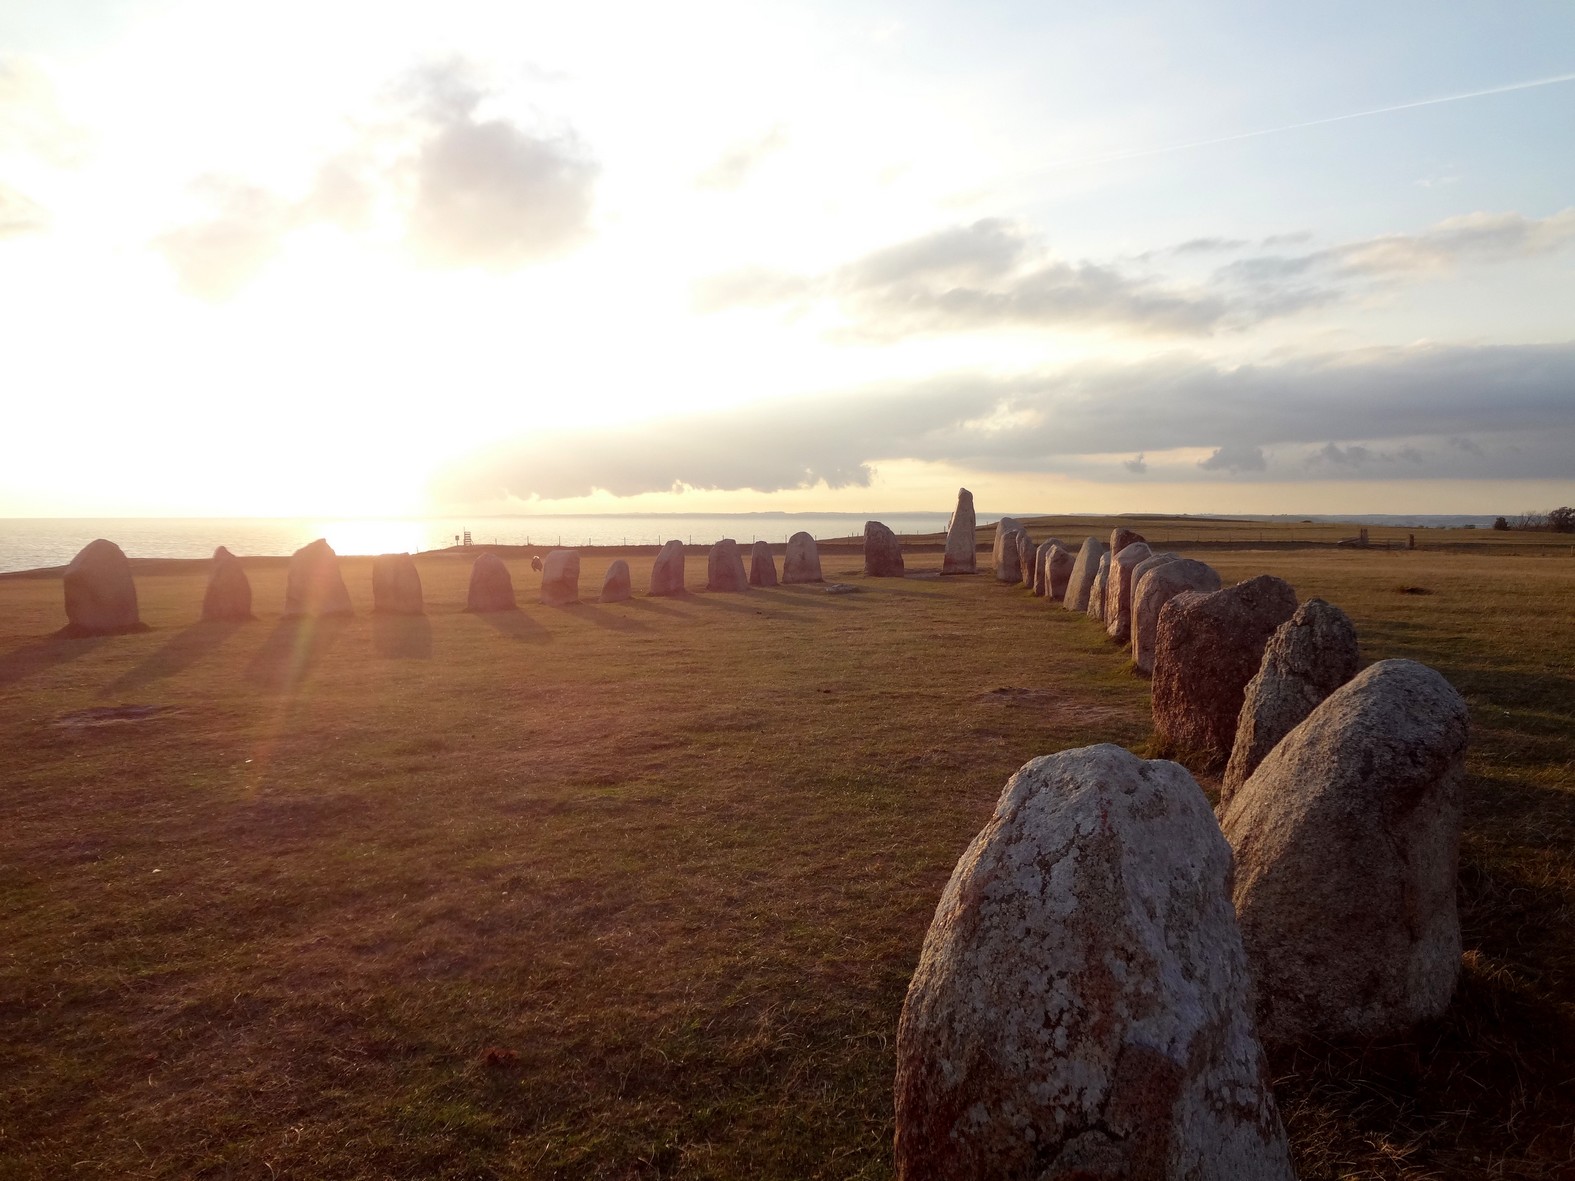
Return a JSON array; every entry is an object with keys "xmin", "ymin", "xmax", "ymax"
[
  {"xmin": 992, "ymin": 527, "xmax": 1025, "ymax": 583},
  {"xmin": 749, "ymin": 541, "xmax": 778, "ymax": 587},
  {"xmin": 599, "ymin": 559, "xmax": 632, "ymax": 603},
  {"xmin": 649, "ymin": 540, "xmax": 686, "ymax": 596},
  {"xmin": 707, "ymin": 539, "xmax": 750, "ymax": 591},
  {"xmin": 1222, "ymin": 660, "xmax": 1469, "ymax": 1047},
  {"xmin": 1131, "ymin": 558, "xmax": 1221, "ymax": 675},
  {"xmin": 1103, "ymin": 541, "xmax": 1154, "ymax": 643},
  {"xmin": 942, "ymin": 487, "xmax": 977, "ymax": 574},
  {"xmin": 1151, "ymin": 575, "xmax": 1298, "ymax": 772},
  {"xmin": 1032, "ymin": 541, "xmax": 1054, "ymax": 596},
  {"xmin": 1062, "ymin": 537, "xmax": 1107, "ymax": 612},
  {"xmin": 782, "ymin": 532, "xmax": 822, "ymax": 584},
  {"xmin": 284, "ymin": 538, "xmax": 353, "ymax": 618},
  {"xmin": 540, "ymin": 549, "xmax": 581, "ymax": 605},
  {"xmin": 1086, "ymin": 551, "xmax": 1111, "ymax": 622},
  {"xmin": 1222, "ymin": 599, "xmax": 1360, "ymax": 803},
  {"xmin": 466, "ymin": 552, "xmax": 516, "ymax": 612},
  {"xmin": 864, "ymin": 521, "xmax": 905, "ymax": 577},
  {"xmin": 201, "ymin": 545, "xmax": 253, "ymax": 622},
  {"xmin": 895, "ymin": 745, "xmax": 1293, "ymax": 1181},
  {"xmin": 1110, "ymin": 526, "xmax": 1146, "ymax": 555},
  {"xmin": 1046, "ymin": 543, "xmax": 1076, "ymax": 601},
  {"xmin": 62, "ymin": 539, "xmax": 142, "ymax": 635},
  {"xmin": 371, "ymin": 552, "xmax": 423, "ymax": 615},
  {"xmin": 1014, "ymin": 531, "xmax": 1036, "ymax": 589}
]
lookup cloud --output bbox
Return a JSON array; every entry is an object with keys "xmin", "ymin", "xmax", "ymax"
[
  {"xmin": 1171, "ymin": 237, "xmax": 1248, "ymax": 254},
  {"xmin": 432, "ymin": 339, "xmax": 1575, "ymax": 504},
  {"xmin": 1123, "ymin": 453, "xmax": 1148, "ymax": 474},
  {"xmin": 0, "ymin": 56, "xmax": 89, "ymax": 166},
  {"xmin": 695, "ymin": 125, "xmax": 788, "ymax": 190},
  {"xmin": 152, "ymin": 58, "xmax": 597, "ymax": 299},
  {"xmin": 0, "ymin": 183, "xmax": 47, "ymax": 236}
]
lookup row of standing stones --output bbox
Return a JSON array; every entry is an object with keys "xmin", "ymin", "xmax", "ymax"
[
  {"xmin": 893, "ymin": 492, "xmax": 1470, "ymax": 1178},
  {"xmin": 51, "ymin": 533, "xmax": 833, "ymax": 633}
]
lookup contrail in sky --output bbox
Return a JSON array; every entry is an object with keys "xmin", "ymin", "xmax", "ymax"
[{"xmin": 1033, "ymin": 71, "xmax": 1575, "ymax": 173}]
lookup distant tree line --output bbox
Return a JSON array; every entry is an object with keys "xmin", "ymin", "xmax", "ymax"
[{"xmin": 1493, "ymin": 508, "xmax": 1575, "ymax": 532}]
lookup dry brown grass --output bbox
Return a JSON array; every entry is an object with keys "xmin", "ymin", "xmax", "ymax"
[{"xmin": 1, "ymin": 527, "xmax": 1571, "ymax": 1178}]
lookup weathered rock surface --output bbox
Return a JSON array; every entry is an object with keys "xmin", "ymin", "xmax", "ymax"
[
  {"xmin": 600, "ymin": 559, "xmax": 632, "ymax": 603},
  {"xmin": 466, "ymin": 552, "xmax": 517, "ymax": 612},
  {"xmin": 782, "ymin": 532, "xmax": 822, "ymax": 583},
  {"xmin": 1131, "ymin": 558, "xmax": 1221, "ymax": 675},
  {"xmin": 1014, "ymin": 531, "xmax": 1036, "ymax": 589},
  {"xmin": 1151, "ymin": 575, "xmax": 1298, "ymax": 772},
  {"xmin": 942, "ymin": 487, "xmax": 977, "ymax": 575},
  {"xmin": 1087, "ymin": 551, "xmax": 1112, "ymax": 622},
  {"xmin": 1222, "ymin": 598, "xmax": 1360, "ymax": 802},
  {"xmin": 1103, "ymin": 541, "xmax": 1154, "ymax": 643},
  {"xmin": 1046, "ymin": 543, "xmax": 1075, "ymax": 601},
  {"xmin": 63, "ymin": 539, "xmax": 142, "ymax": 634},
  {"xmin": 1032, "ymin": 541, "xmax": 1055, "ymax": 596},
  {"xmin": 895, "ymin": 744, "xmax": 1294, "ymax": 1181},
  {"xmin": 992, "ymin": 527, "xmax": 1025, "ymax": 583},
  {"xmin": 284, "ymin": 538, "xmax": 353, "ymax": 618},
  {"xmin": 1063, "ymin": 537, "xmax": 1107, "ymax": 612},
  {"xmin": 1110, "ymin": 527, "xmax": 1146, "ymax": 555},
  {"xmin": 864, "ymin": 520, "xmax": 905, "ymax": 577},
  {"xmin": 1222, "ymin": 660, "xmax": 1469, "ymax": 1047},
  {"xmin": 649, "ymin": 540, "xmax": 686, "ymax": 595},
  {"xmin": 707, "ymin": 539, "xmax": 750, "ymax": 591},
  {"xmin": 201, "ymin": 545, "xmax": 253, "ymax": 622},
  {"xmin": 370, "ymin": 552, "xmax": 423, "ymax": 615},
  {"xmin": 540, "ymin": 549, "xmax": 581, "ymax": 605},
  {"xmin": 749, "ymin": 541, "xmax": 778, "ymax": 586}
]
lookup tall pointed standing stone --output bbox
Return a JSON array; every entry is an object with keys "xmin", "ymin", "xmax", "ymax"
[
  {"xmin": 749, "ymin": 541, "xmax": 778, "ymax": 586},
  {"xmin": 1063, "ymin": 537, "xmax": 1107, "ymax": 612},
  {"xmin": 284, "ymin": 539, "xmax": 353, "ymax": 618},
  {"xmin": 371, "ymin": 552, "xmax": 423, "ymax": 615},
  {"xmin": 864, "ymin": 521, "xmax": 905, "ymax": 576},
  {"xmin": 202, "ymin": 545, "xmax": 253, "ymax": 622},
  {"xmin": 942, "ymin": 487, "xmax": 977, "ymax": 574},
  {"xmin": 600, "ymin": 559, "xmax": 632, "ymax": 603},
  {"xmin": 649, "ymin": 540, "xmax": 686, "ymax": 595}
]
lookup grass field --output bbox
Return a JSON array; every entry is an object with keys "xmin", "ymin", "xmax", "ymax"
[{"xmin": 2, "ymin": 522, "xmax": 1572, "ymax": 1178}]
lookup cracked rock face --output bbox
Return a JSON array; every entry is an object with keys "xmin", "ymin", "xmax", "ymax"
[
  {"xmin": 285, "ymin": 538, "xmax": 353, "ymax": 618},
  {"xmin": 1222, "ymin": 659, "xmax": 1468, "ymax": 1047},
  {"xmin": 1103, "ymin": 542, "xmax": 1154, "ymax": 644},
  {"xmin": 865, "ymin": 520, "xmax": 906, "ymax": 577},
  {"xmin": 1131, "ymin": 559, "xmax": 1221, "ymax": 675},
  {"xmin": 1221, "ymin": 598, "xmax": 1360, "ymax": 804},
  {"xmin": 1063, "ymin": 538, "xmax": 1108, "ymax": 612},
  {"xmin": 895, "ymin": 744, "xmax": 1294, "ymax": 1181},
  {"xmin": 943, "ymin": 488, "xmax": 977, "ymax": 574},
  {"xmin": 649, "ymin": 540, "xmax": 686, "ymax": 595},
  {"xmin": 782, "ymin": 532, "xmax": 822, "ymax": 584}
]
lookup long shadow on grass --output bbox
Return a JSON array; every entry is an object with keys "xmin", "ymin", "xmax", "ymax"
[
  {"xmin": 244, "ymin": 616, "xmax": 350, "ymax": 689},
  {"xmin": 560, "ymin": 604, "xmax": 650, "ymax": 632},
  {"xmin": 0, "ymin": 634, "xmax": 106, "ymax": 689},
  {"xmin": 473, "ymin": 609, "xmax": 552, "ymax": 643},
  {"xmin": 683, "ymin": 592, "xmax": 800, "ymax": 619},
  {"xmin": 103, "ymin": 620, "xmax": 247, "ymax": 693},
  {"xmin": 748, "ymin": 587, "xmax": 857, "ymax": 611},
  {"xmin": 373, "ymin": 612, "xmax": 433, "ymax": 659},
  {"xmin": 625, "ymin": 596, "xmax": 692, "ymax": 619}
]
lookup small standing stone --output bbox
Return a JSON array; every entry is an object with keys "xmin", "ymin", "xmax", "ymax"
[
  {"xmin": 540, "ymin": 549, "xmax": 581, "ymax": 605},
  {"xmin": 371, "ymin": 553, "xmax": 423, "ymax": 615},
  {"xmin": 749, "ymin": 541, "xmax": 778, "ymax": 586},
  {"xmin": 864, "ymin": 521, "xmax": 905, "ymax": 577},
  {"xmin": 942, "ymin": 487, "xmax": 977, "ymax": 574},
  {"xmin": 1103, "ymin": 541, "xmax": 1153, "ymax": 643},
  {"xmin": 1110, "ymin": 526, "xmax": 1146, "ymax": 554},
  {"xmin": 1087, "ymin": 551, "xmax": 1112, "ymax": 622},
  {"xmin": 466, "ymin": 552, "xmax": 517, "ymax": 612},
  {"xmin": 1063, "ymin": 537, "xmax": 1108, "ymax": 612},
  {"xmin": 201, "ymin": 545, "xmax": 253, "ymax": 622},
  {"xmin": 1131, "ymin": 558, "xmax": 1221, "ymax": 675},
  {"xmin": 707, "ymin": 539, "xmax": 750, "ymax": 591},
  {"xmin": 1014, "ymin": 531, "xmax": 1037, "ymax": 589},
  {"xmin": 600, "ymin": 559, "xmax": 632, "ymax": 603},
  {"xmin": 284, "ymin": 538, "xmax": 353, "ymax": 618},
  {"xmin": 62, "ymin": 539, "xmax": 142, "ymax": 635},
  {"xmin": 649, "ymin": 540, "xmax": 686, "ymax": 596},
  {"xmin": 1046, "ymin": 543, "xmax": 1076, "ymax": 601},
  {"xmin": 992, "ymin": 524, "xmax": 1026, "ymax": 583},
  {"xmin": 782, "ymin": 532, "xmax": 823, "ymax": 583}
]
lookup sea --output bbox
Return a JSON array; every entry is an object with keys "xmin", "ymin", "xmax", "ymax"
[{"xmin": 0, "ymin": 514, "xmax": 957, "ymax": 574}]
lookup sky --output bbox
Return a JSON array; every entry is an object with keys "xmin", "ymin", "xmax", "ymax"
[{"xmin": 2, "ymin": 0, "xmax": 1572, "ymax": 518}]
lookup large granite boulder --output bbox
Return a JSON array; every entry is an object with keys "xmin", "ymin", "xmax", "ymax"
[
  {"xmin": 1222, "ymin": 598, "xmax": 1360, "ymax": 804},
  {"xmin": 942, "ymin": 487, "xmax": 977, "ymax": 574},
  {"xmin": 540, "ymin": 549, "xmax": 581, "ymax": 605},
  {"xmin": 707, "ymin": 539, "xmax": 750, "ymax": 591},
  {"xmin": 1062, "ymin": 537, "xmax": 1107, "ymax": 612},
  {"xmin": 782, "ymin": 532, "xmax": 822, "ymax": 584},
  {"xmin": 1131, "ymin": 558, "xmax": 1221, "ymax": 675},
  {"xmin": 1110, "ymin": 526, "xmax": 1146, "ymax": 555},
  {"xmin": 749, "ymin": 541, "xmax": 778, "ymax": 586},
  {"xmin": 1151, "ymin": 575, "xmax": 1298, "ymax": 772},
  {"xmin": 1222, "ymin": 660, "xmax": 1469, "ymax": 1046},
  {"xmin": 649, "ymin": 540, "xmax": 686, "ymax": 595},
  {"xmin": 895, "ymin": 744, "xmax": 1293, "ymax": 1181},
  {"xmin": 600, "ymin": 559, "xmax": 632, "ymax": 603},
  {"xmin": 993, "ymin": 527, "xmax": 1025, "ymax": 583},
  {"xmin": 1086, "ymin": 551, "xmax": 1111, "ymax": 622},
  {"xmin": 1045, "ymin": 543, "xmax": 1075, "ymax": 601},
  {"xmin": 62, "ymin": 539, "xmax": 142, "ymax": 635},
  {"xmin": 201, "ymin": 545, "xmax": 253, "ymax": 622},
  {"xmin": 370, "ymin": 552, "xmax": 423, "ymax": 615},
  {"xmin": 1102, "ymin": 541, "xmax": 1154, "ymax": 643},
  {"xmin": 284, "ymin": 538, "xmax": 353, "ymax": 618},
  {"xmin": 466, "ymin": 552, "xmax": 516, "ymax": 612},
  {"xmin": 864, "ymin": 521, "xmax": 905, "ymax": 577}
]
